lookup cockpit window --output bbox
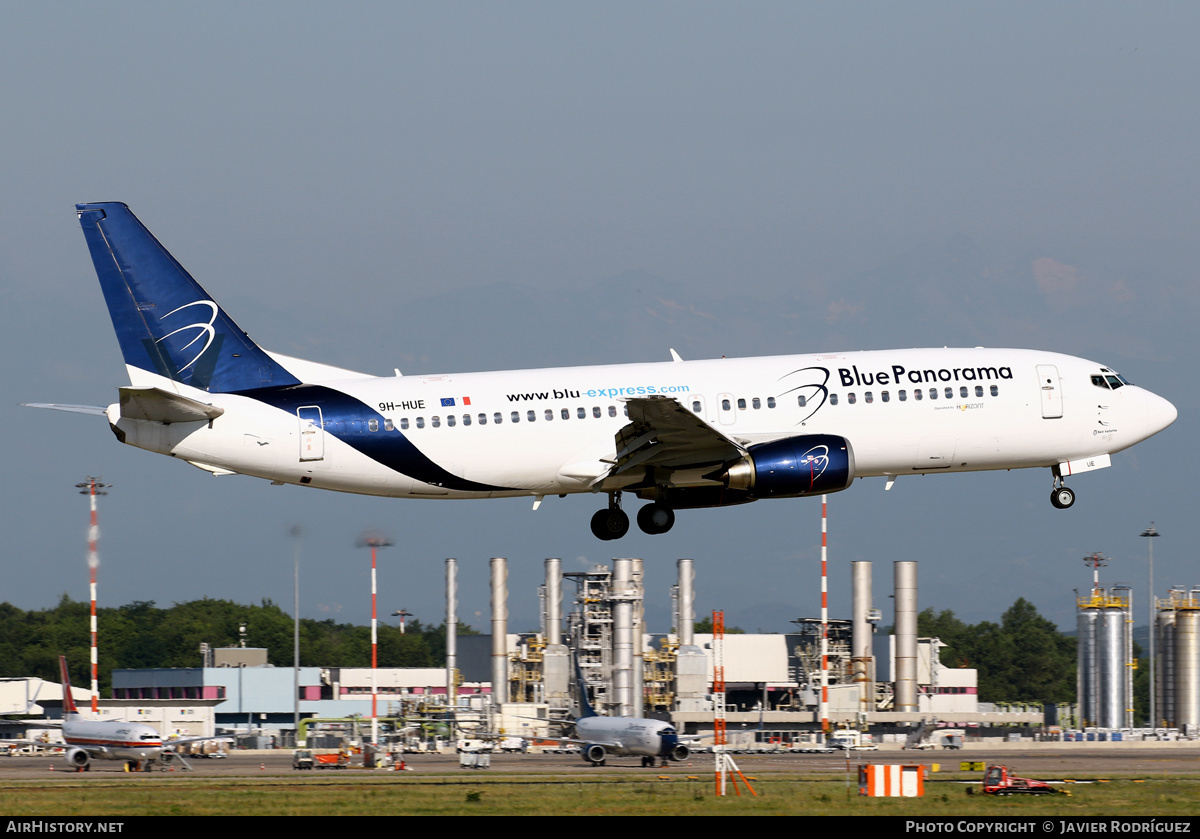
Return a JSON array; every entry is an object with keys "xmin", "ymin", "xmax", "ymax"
[
  {"xmin": 1091, "ymin": 375, "xmax": 1111, "ymax": 390},
  {"xmin": 1100, "ymin": 368, "xmax": 1131, "ymax": 388}
]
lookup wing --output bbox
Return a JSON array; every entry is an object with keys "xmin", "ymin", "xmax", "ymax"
[
  {"xmin": 162, "ymin": 735, "xmax": 233, "ymax": 748},
  {"xmin": 594, "ymin": 395, "xmax": 745, "ymax": 489}
]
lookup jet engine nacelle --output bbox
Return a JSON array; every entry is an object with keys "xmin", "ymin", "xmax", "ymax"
[
  {"xmin": 583, "ymin": 744, "xmax": 607, "ymax": 765},
  {"xmin": 721, "ymin": 434, "xmax": 855, "ymax": 498},
  {"xmin": 65, "ymin": 747, "xmax": 91, "ymax": 770},
  {"xmin": 668, "ymin": 743, "xmax": 690, "ymax": 762}
]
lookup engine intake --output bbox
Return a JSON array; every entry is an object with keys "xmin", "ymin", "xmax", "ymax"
[{"xmin": 720, "ymin": 434, "xmax": 854, "ymax": 498}]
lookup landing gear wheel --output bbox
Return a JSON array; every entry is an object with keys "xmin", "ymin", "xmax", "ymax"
[
  {"xmin": 1050, "ymin": 486, "xmax": 1075, "ymax": 509},
  {"xmin": 590, "ymin": 508, "xmax": 630, "ymax": 540},
  {"xmin": 636, "ymin": 503, "xmax": 676, "ymax": 535}
]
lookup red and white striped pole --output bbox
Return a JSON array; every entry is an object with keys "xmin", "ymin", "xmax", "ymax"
[
  {"xmin": 77, "ymin": 478, "xmax": 110, "ymax": 715},
  {"xmin": 820, "ymin": 494, "xmax": 829, "ymax": 736},
  {"xmin": 358, "ymin": 532, "xmax": 392, "ymax": 747}
]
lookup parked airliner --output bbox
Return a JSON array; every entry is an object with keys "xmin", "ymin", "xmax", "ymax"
[
  {"xmin": 35, "ymin": 203, "xmax": 1176, "ymax": 540},
  {"xmin": 3, "ymin": 658, "xmax": 226, "ymax": 772},
  {"xmin": 547, "ymin": 662, "xmax": 692, "ymax": 766}
]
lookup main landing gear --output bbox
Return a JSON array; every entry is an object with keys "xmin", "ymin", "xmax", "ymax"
[
  {"xmin": 590, "ymin": 493, "xmax": 677, "ymax": 540},
  {"xmin": 1050, "ymin": 474, "xmax": 1075, "ymax": 509}
]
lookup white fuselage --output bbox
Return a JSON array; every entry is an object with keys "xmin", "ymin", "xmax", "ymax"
[
  {"xmin": 575, "ymin": 715, "xmax": 680, "ymax": 758},
  {"xmin": 62, "ymin": 718, "xmax": 164, "ymax": 762},
  {"xmin": 106, "ymin": 347, "xmax": 1176, "ymax": 501}
]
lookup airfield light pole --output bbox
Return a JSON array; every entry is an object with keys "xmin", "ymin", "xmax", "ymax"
[
  {"xmin": 392, "ymin": 610, "xmax": 411, "ymax": 634},
  {"xmin": 77, "ymin": 477, "xmax": 111, "ymax": 715},
  {"xmin": 1083, "ymin": 552, "xmax": 1110, "ymax": 592},
  {"xmin": 290, "ymin": 525, "xmax": 303, "ymax": 745},
  {"xmin": 820, "ymin": 494, "xmax": 829, "ymax": 736},
  {"xmin": 1142, "ymin": 524, "xmax": 1160, "ymax": 727},
  {"xmin": 358, "ymin": 532, "xmax": 392, "ymax": 746}
]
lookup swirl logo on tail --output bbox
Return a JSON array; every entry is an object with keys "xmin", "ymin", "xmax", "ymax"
[{"xmin": 157, "ymin": 301, "xmax": 219, "ymax": 374}]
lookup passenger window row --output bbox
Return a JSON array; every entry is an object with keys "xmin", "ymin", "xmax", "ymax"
[
  {"xmin": 389, "ymin": 405, "xmax": 627, "ymax": 431},
  {"xmin": 800, "ymin": 384, "xmax": 1000, "ymax": 407}
]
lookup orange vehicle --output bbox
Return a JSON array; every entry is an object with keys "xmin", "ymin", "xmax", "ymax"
[
  {"xmin": 314, "ymin": 751, "xmax": 350, "ymax": 769},
  {"xmin": 969, "ymin": 765, "xmax": 1068, "ymax": 796}
]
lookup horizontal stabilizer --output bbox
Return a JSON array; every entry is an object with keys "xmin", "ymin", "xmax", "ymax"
[
  {"xmin": 119, "ymin": 386, "xmax": 224, "ymax": 423},
  {"xmin": 21, "ymin": 403, "xmax": 107, "ymax": 416}
]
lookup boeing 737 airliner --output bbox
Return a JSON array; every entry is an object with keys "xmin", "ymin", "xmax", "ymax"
[
  {"xmin": 1, "ymin": 657, "xmax": 228, "ymax": 771},
  {"xmin": 39, "ymin": 203, "xmax": 1176, "ymax": 540}
]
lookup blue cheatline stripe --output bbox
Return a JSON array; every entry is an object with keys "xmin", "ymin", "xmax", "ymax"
[{"xmin": 246, "ymin": 384, "xmax": 518, "ymax": 493}]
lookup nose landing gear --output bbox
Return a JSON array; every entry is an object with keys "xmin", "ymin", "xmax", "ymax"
[{"xmin": 1050, "ymin": 475, "xmax": 1075, "ymax": 509}]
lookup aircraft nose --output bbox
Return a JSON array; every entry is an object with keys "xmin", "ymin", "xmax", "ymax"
[{"xmin": 1145, "ymin": 391, "xmax": 1177, "ymax": 437}]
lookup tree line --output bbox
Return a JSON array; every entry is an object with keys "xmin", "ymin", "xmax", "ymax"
[
  {"xmin": 0, "ymin": 595, "xmax": 476, "ymax": 694},
  {"xmin": 917, "ymin": 597, "xmax": 1078, "ymax": 704}
]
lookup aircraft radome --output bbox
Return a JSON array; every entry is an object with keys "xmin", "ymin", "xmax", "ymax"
[{"xmin": 27, "ymin": 203, "xmax": 1178, "ymax": 540}]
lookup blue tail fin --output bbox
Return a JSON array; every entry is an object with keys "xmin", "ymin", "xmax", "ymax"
[
  {"xmin": 76, "ymin": 202, "xmax": 300, "ymax": 393},
  {"xmin": 574, "ymin": 656, "xmax": 598, "ymax": 719}
]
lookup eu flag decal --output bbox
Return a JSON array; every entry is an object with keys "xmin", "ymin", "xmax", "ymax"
[{"xmin": 441, "ymin": 397, "xmax": 456, "ymax": 407}]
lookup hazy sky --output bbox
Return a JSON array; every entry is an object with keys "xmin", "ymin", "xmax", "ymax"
[{"xmin": 2, "ymin": 3, "xmax": 1196, "ymax": 647}]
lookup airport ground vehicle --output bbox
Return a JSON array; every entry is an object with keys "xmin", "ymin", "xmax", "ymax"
[
  {"xmin": 314, "ymin": 752, "xmax": 350, "ymax": 769},
  {"xmin": 292, "ymin": 749, "xmax": 314, "ymax": 770},
  {"xmin": 969, "ymin": 765, "xmax": 1068, "ymax": 796}
]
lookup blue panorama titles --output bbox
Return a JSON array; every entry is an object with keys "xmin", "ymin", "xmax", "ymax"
[{"xmin": 838, "ymin": 363, "xmax": 1015, "ymax": 388}]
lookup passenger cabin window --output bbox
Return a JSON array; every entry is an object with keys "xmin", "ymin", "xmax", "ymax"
[
  {"xmin": 737, "ymin": 398, "xmax": 747, "ymax": 410},
  {"xmin": 416, "ymin": 417, "xmax": 425, "ymax": 428},
  {"xmin": 847, "ymin": 393, "xmax": 856, "ymax": 404},
  {"xmin": 511, "ymin": 411, "xmax": 520, "ymax": 423},
  {"xmin": 368, "ymin": 419, "xmax": 379, "ymax": 431},
  {"xmin": 384, "ymin": 419, "xmax": 394, "ymax": 431},
  {"xmin": 432, "ymin": 416, "xmax": 441, "ymax": 427},
  {"xmin": 960, "ymin": 386, "xmax": 968, "ymax": 398},
  {"xmin": 767, "ymin": 396, "xmax": 776, "ymax": 408},
  {"xmin": 990, "ymin": 385, "xmax": 999, "ymax": 396},
  {"xmin": 477, "ymin": 413, "xmax": 486, "ymax": 425},
  {"xmin": 544, "ymin": 409, "xmax": 553, "ymax": 421},
  {"xmin": 881, "ymin": 391, "xmax": 889, "ymax": 403},
  {"xmin": 829, "ymin": 393, "xmax": 839, "ymax": 406},
  {"xmin": 692, "ymin": 400, "xmax": 702, "ymax": 413},
  {"xmin": 577, "ymin": 407, "xmax": 586, "ymax": 419},
  {"xmin": 752, "ymin": 397, "xmax": 761, "ymax": 409},
  {"xmin": 914, "ymin": 389, "xmax": 922, "ymax": 401},
  {"xmin": 399, "ymin": 418, "xmax": 409, "ymax": 430},
  {"xmin": 797, "ymin": 395, "xmax": 807, "ymax": 408},
  {"xmin": 494, "ymin": 412, "xmax": 503, "ymax": 424},
  {"xmin": 975, "ymin": 386, "xmax": 983, "ymax": 397},
  {"xmin": 898, "ymin": 390, "xmax": 907, "ymax": 401},
  {"xmin": 929, "ymin": 388, "xmax": 937, "ymax": 400},
  {"xmin": 562, "ymin": 408, "xmax": 570, "ymax": 420},
  {"xmin": 593, "ymin": 406, "xmax": 602, "ymax": 418},
  {"xmin": 864, "ymin": 392, "xmax": 873, "ymax": 404},
  {"xmin": 446, "ymin": 415, "xmax": 455, "ymax": 427},
  {"xmin": 609, "ymin": 406, "xmax": 618, "ymax": 417},
  {"xmin": 722, "ymin": 399, "xmax": 731, "ymax": 411},
  {"xmin": 462, "ymin": 414, "xmax": 471, "ymax": 426},
  {"xmin": 527, "ymin": 410, "xmax": 536, "ymax": 422}
]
